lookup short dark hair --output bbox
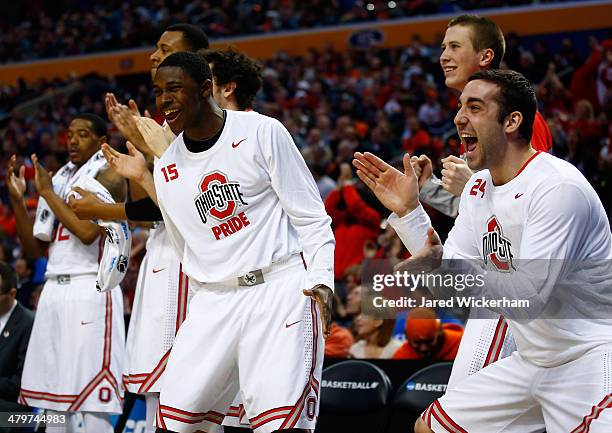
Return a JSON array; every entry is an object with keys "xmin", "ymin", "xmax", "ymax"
[
  {"xmin": 165, "ymin": 24, "xmax": 209, "ymax": 51},
  {"xmin": 468, "ymin": 69, "xmax": 536, "ymax": 142},
  {"xmin": 448, "ymin": 15, "xmax": 505, "ymax": 69},
  {"xmin": 0, "ymin": 261, "xmax": 18, "ymax": 294},
  {"xmin": 158, "ymin": 52, "xmax": 213, "ymax": 85},
  {"xmin": 199, "ymin": 48, "xmax": 263, "ymax": 110},
  {"xmin": 74, "ymin": 113, "xmax": 107, "ymax": 138}
]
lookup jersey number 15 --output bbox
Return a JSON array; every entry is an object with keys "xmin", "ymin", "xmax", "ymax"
[{"xmin": 161, "ymin": 164, "xmax": 179, "ymax": 182}]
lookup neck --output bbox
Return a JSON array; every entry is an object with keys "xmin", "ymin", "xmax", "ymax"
[
  {"xmin": 225, "ymin": 99, "xmax": 240, "ymax": 111},
  {"xmin": 489, "ymin": 143, "xmax": 536, "ymax": 186},
  {"xmin": 76, "ymin": 150, "xmax": 98, "ymax": 168},
  {"xmin": 0, "ymin": 299, "xmax": 15, "ymax": 316},
  {"xmin": 184, "ymin": 104, "xmax": 225, "ymax": 140},
  {"xmin": 365, "ymin": 330, "xmax": 380, "ymax": 346}
]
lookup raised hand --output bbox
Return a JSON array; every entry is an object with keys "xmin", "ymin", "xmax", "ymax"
[
  {"xmin": 127, "ymin": 98, "xmax": 152, "ymax": 118},
  {"xmin": 411, "ymin": 154, "xmax": 433, "ymax": 189},
  {"xmin": 68, "ymin": 187, "xmax": 105, "ymax": 220},
  {"xmin": 31, "ymin": 154, "xmax": 53, "ymax": 197},
  {"xmin": 440, "ymin": 155, "xmax": 473, "ymax": 197},
  {"xmin": 101, "ymin": 142, "xmax": 148, "ymax": 183},
  {"xmin": 6, "ymin": 155, "xmax": 27, "ymax": 200},
  {"xmin": 135, "ymin": 116, "xmax": 175, "ymax": 158},
  {"xmin": 394, "ymin": 227, "xmax": 443, "ymax": 274},
  {"xmin": 105, "ymin": 95, "xmax": 150, "ymax": 156},
  {"xmin": 303, "ymin": 284, "xmax": 334, "ymax": 338},
  {"xmin": 352, "ymin": 152, "xmax": 419, "ymax": 217}
]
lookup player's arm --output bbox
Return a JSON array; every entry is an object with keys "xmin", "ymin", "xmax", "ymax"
[
  {"xmin": 70, "ymin": 192, "xmax": 163, "ymax": 222},
  {"xmin": 6, "ymin": 156, "xmax": 44, "ymax": 259},
  {"xmin": 66, "ymin": 166, "xmax": 128, "ymax": 221},
  {"xmin": 415, "ymin": 154, "xmax": 471, "ymax": 218},
  {"xmin": 419, "ymin": 177, "xmax": 460, "ymax": 218},
  {"xmin": 69, "ymin": 190, "xmax": 128, "ymax": 221},
  {"xmin": 95, "ymin": 167, "xmax": 127, "ymax": 203},
  {"xmin": 31, "ymin": 154, "xmax": 102, "ymax": 245},
  {"xmin": 101, "ymin": 142, "xmax": 159, "ymax": 206},
  {"xmin": 262, "ymin": 119, "xmax": 336, "ymax": 334}
]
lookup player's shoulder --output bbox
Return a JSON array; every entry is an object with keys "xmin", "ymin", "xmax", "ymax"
[
  {"xmin": 228, "ymin": 109, "xmax": 281, "ymax": 128},
  {"xmin": 522, "ymin": 152, "xmax": 600, "ymax": 211},
  {"xmin": 156, "ymin": 132, "xmax": 183, "ymax": 166},
  {"xmin": 527, "ymin": 152, "xmax": 587, "ymax": 186}
]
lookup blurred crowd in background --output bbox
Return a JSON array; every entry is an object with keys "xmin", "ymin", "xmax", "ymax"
[
  {"xmin": 0, "ymin": 0, "xmax": 571, "ymax": 62},
  {"xmin": 1, "ymin": 2, "xmax": 611, "ymax": 363}
]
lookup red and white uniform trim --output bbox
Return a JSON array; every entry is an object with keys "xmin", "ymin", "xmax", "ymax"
[
  {"xmin": 20, "ymin": 292, "xmax": 122, "ymax": 410},
  {"xmin": 571, "ymin": 394, "xmax": 612, "ymax": 433}
]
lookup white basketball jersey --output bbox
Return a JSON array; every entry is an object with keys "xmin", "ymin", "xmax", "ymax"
[
  {"xmin": 45, "ymin": 152, "xmax": 108, "ymax": 277},
  {"xmin": 390, "ymin": 151, "xmax": 612, "ymax": 367},
  {"xmin": 154, "ymin": 110, "xmax": 334, "ymax": 289}
]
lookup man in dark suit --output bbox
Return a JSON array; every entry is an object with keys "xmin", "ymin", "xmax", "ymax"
[{"xmin": 0, "ymin": 261, "xmax": 35, "ymax": 432}]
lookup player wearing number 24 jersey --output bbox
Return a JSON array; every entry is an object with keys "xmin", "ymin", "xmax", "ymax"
[{"xmin": 354, "ymin": 69, "xmax": 612, "ymax": 433}]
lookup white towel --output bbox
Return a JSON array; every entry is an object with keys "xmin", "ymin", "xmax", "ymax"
[{"xmin": 69, "ymin": 177, "xmax": 131, "ymax": 292}]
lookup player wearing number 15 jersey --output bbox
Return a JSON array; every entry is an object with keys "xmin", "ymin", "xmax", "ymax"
[{"xmin": 143, "ymin": 52, "xmax": 335, "ymax": 433}]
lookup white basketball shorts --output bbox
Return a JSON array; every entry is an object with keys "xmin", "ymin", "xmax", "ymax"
[
  {"xmin": 19, "ymin": 275, "xmax": 125, "ymax": 413},
  {"xmin": 124, "ymin": 226, "xmax": 189, "ymax": 394},
  {"xmin": 446, "ymin": 312, "xmax": 516, "ymax": 391},
  {"xmin": 156, "ymin": 254, "xmax": 324, "ymax": 433},
  {"xmin": 422, "ymin": 344, "xmax": 612, "ymax": 433}
]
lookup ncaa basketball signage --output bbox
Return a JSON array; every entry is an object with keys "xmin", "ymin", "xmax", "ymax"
[
  {"xmin": 482, "ymin": 216, "xmax": 515, "ymax": 272},
  {"xmin": 321, "ymin": 380, "xmax": 380, "ymax": 390},
  {"xmin": 405, "ymin": 381, "xmax": 447, "ymax": 393}
]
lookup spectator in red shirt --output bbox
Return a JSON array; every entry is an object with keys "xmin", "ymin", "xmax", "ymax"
[
  {"xmin": 0, "ymin": 204, "xmax": 17, "ymax": 239},
  {"xmin": 393, "ymin": 308, "xmax": 463, "ymax": 361},
  {"xmin": 402, "ymin": 116, "xmax": 431, "ymax": 153},
  {"xmin": 325, "ymin": 163, "xmax": 381, "ymax": 280}
]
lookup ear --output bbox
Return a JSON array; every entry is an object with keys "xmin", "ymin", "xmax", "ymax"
[
  {"xmin": 479, "ymin": 48, "xmax": 495, "ymax": 69},
  {"xmin": 504, "ymin": 111, "xmax": 523, "ymax": 136},
  {"xmin": 200, "ymin": 79, "xmax": 213, "ymax": 98},
  {"xmin": 98, "ymin": 135, "xmax": 108, "ymax": 147},
  {"xmin": 222, "ymin": 81, "xmax": 237, "ymax": 99}
]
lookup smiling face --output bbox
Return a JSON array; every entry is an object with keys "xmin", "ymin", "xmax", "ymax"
[
  {"xmin": 66, "ymin": 118, "xmax": 103, "ymax": 166},
  {"xmin": 149, "ymin": 31, "xmax": 191, "ymax": 80},
  {"xmin": 153, "ymin": 66, "xmax": 212, "ymax": 135},
  {"xmin": 455, "ymin": 79, "xmax": 508, "ymax": 171},
  {"xmin": 440, "ymin": 25, "xmax": 483, "ymax": 91}
]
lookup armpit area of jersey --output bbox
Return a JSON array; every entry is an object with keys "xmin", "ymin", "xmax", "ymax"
[{"xmin": 125, "ymin": 197, "xmax": 163, "ymax": 221}]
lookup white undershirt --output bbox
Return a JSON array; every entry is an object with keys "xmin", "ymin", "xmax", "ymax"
[{"xmin": 0, "ymin": 299, "xmax": 17, "ymax": 333}]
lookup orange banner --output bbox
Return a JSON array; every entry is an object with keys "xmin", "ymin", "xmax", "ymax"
[{"xmin": 1, "ymin": 1, "xmax": 610, "ymax": 86}]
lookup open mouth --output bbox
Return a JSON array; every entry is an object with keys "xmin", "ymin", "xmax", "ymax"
[
  {"xmin": 461, "ymin": 133, "xmax": 478, "ymax": 153},
  {"xmin": 443, "ymin": 66, "xmax": 456, "ymax": 75},
  {"xmin": 164, "ymin": 108, "xmax": 181, "ymax": 123}
]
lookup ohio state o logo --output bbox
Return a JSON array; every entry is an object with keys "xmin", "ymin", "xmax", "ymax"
[{"xmin": 200, "ymin": 171, "xmax": 236, "ymax": 220}]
